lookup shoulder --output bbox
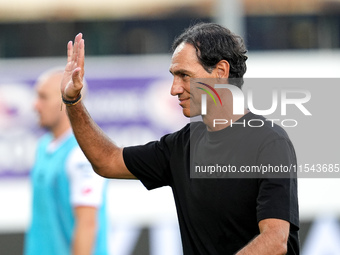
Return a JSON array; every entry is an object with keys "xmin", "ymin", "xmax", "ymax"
[
  {"xmin": 189, "ymin": 121, "xmax": 206, "ymax": 133},
  {"xmin": 124, "ymin": 122, "xmax": 203, "ymax": 157},
  {"xmin": 66, "ymin": 133, "xmax": 79, "ymax": 147},
  {"xmin": 37, "ymin": 133, "xmax": 53, "ymax": 147},
  {"xmin": 162, "ymin": 121, "xmax": 205, "ymax": 147},
  {"xmin": 34, "ymin": 133, "xmax": 53, "ymax": 156},
  {"xmin": 67, "ymin": 146, "xmax": 88, "ymax": 165},
  {"xmin": 168, "ymin": 121, "xmax": 205, "ymax": 138},
  {"xmin": 248, "ymin": 113, "xmax": 292, "ymax": 144},
  {"xmin": 66, "ymin": 146, "xmax": 93, "ymax": 176}
]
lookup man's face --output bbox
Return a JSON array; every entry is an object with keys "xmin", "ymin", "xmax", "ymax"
[
  {"xmin": 169, "ymin": 42, "xmax": 217, "ymax": 117},
  {"xmin": 33, "ymin": 74, "xmax": 64, "ymax": 130}
]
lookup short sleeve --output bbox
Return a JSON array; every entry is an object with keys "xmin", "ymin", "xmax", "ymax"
[
  {"xmin": 256, "ymin": 138, "xmax": 299, "ymax": 230},
  {"xmin": 66, "ymin": 147, "xmax": 107, "ymax": 207},
  {"xmin": 123, "ymin": 134, "xmax": 172, "ymax": 190}
]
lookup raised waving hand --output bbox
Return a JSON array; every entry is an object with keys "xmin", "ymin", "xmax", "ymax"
[{"xmin": 61, "ymin": 33, "xmax": 85, "ymax": 101}]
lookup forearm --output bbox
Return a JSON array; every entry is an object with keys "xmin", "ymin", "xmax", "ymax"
[
  {"xmin": 72, "ymin": 206, "xmax": 97, "ymax": 255},
  {"xmin": 62, "ymin": 33, "xmax": 134, "ymax": 179},
  {"xmin": 236, "ymin": 219, "xmax": 289, "ymax": 255},
  {"xmin": 72, "ymin": 220, "xmax": 96, "ymax": 255},
  {"xmin": 66, "ymin": 102, "xmax": 128, "ymax": 178},
  {"xmin": 235, "ymin": 232, "xmax": 287, "ymax": 255}
]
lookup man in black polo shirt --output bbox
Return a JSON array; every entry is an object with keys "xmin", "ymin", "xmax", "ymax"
[{"xmin": 61, "ymin": 23, "xmax": 299, "ymax": 254}]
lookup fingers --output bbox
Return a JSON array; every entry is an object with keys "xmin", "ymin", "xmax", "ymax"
[
  {"xmin": 78, "ymin": 39, "xmax": 85, "ymax": 71},
  {"xmin": 72, "ymin": 41, "xmax": 79, "ymax": 66},
  {"xmin": 66, "ymin": 33, "xmax": 84, "ymax": 72},
  {"xmin": 72, "ymin": 67, "xmax": 84, "ymax": 91},
  {"xmin": 73, "ymin": 33, "xmax": 83, "ymax": 58},
  {"xmin": 69, "ymin": 33, "xmax": 83, "ymax": 63},
  {"xmin": 63, "ymin": 33, "xmax": 85, "ymax": 99},
  {"xmin": 67, "ymin": 41, "xmax": 73, "ymax": 63},
  {"xmin": 75, "ymin": 33, "xmax": 83, "ymax": 44}
]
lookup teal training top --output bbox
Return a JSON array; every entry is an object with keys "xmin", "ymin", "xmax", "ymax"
[{"xmin": 24, "ymin": 132, "xmax": 108, "ymax": 255}]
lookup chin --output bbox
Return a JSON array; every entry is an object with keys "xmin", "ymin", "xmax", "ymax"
[
  {"xmin": 39, "ymin": 122, "xmax": 49, "ymax": 129},
  {"xmin": 183, "ymin": 109, "xmax": 202, "ymax": 118},
  {"xmin": 182, "ymin": 109, "xmax": 191, "ymax": 118}
]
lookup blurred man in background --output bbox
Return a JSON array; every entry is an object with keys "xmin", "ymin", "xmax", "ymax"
[{"xmin": 24, "ymin": 68, "xmax": 109, "ymax": 255}]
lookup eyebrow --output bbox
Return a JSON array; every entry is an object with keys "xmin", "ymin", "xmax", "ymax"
[{"xmin": 169, "ymin": 69, "xmax": 191, "ymax": 76}]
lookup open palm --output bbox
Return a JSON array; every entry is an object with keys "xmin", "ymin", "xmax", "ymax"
[{"xmin": 61, "ymin": 33, "xmax": 85, "ymax": 100}]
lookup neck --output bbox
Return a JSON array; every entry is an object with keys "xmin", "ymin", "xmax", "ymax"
[
  {"xmin": 202, "ymin": 108, "xmax": 249, "ymax": 132},
  {"xmin": 51, "ymin": 121, "xmax": 71, "ymax": 139}
]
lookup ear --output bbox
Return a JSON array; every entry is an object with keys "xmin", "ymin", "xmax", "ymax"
[{"xmin": 215, "ymin": 60, "xmax": 230, "ymax": 78}]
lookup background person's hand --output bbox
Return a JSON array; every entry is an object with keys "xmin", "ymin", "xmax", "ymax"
[{"xmin": 61, "ymin": 33, "xmax": 85, "ymax": 100}]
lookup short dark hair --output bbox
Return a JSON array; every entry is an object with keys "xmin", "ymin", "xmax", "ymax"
[{"xmin": 172, "ymin": 23, "xmax": 248, "ymax": 87}]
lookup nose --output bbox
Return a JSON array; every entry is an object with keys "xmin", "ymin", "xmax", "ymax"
[
  {"xmin": 33, "ymin": 98, "xmax": 40, "ymax": 112},
  {"xmin": 170, "ymin": 77, "xmax": 184, "ymax": 96}
]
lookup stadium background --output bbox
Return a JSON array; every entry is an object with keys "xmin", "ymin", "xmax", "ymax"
[{"xmin": 1, "ymin": 0, "xmax": 340, "ymax": 254}]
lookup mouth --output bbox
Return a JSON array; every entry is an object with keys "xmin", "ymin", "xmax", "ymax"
[{"xmin": 179, "ymin": 97, "xmax": 190, "ymax": 106}]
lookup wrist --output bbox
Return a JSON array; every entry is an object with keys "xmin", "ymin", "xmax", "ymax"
[{"xmin": 62, "ymin": 93, "xmax": 82, "ymax": 106}]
